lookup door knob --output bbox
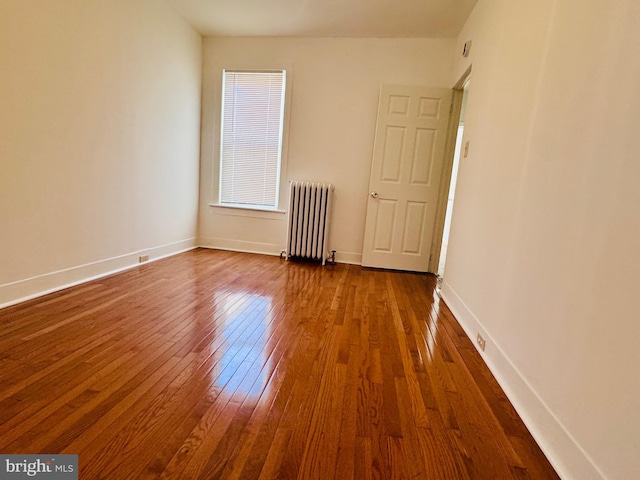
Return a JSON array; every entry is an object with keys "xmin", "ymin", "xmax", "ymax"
[{"xmin": 370, "ymin": 192, "xmax": 379, "ymax": 198}]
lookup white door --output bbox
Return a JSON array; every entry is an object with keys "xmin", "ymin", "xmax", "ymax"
[{"xmin": 362, "ymin": 85, "xmax": 452, "ymax": 272}]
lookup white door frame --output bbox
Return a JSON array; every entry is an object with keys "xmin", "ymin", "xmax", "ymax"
[{"xmin": 428, "ymin": 67, "xmax": 472, "ymax": 273}]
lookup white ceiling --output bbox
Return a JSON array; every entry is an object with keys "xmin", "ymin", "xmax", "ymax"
[{"xmin": 167, "ymin": 0, "xmax": 478, "ymax": 38}]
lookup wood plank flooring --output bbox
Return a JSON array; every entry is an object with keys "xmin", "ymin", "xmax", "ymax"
[{"xmin": 0, "ymin": 249, "xmax": 559, "ymax": 479}]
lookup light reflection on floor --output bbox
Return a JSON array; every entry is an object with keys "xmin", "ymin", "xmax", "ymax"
[
  {"xmin": 209, "ymin": 291, "xmax": 272, "ymax": 401},
  {"xmin": 425, "ymin": 291, "xmax": 441, "ymax": 363}
]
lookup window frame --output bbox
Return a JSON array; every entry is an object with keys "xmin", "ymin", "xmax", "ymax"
[{"xmin": 212, "ymin": 69, "xmax": 290, "ymax": 214}]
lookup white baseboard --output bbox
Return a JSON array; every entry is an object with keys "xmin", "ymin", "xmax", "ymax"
[
  {"xmin": 1, "ymin": 237, "xmax": 363, "ymax": 311},
  {"xmin": 197, "ymin": 236, "xmax": 363, "ymax": 265},
  {"xmin": 0, "ymin": 238, "xmax": 197, "ymax": 310},
  {"xmin": 440, "ymin": 280, "xmax": 604, "ymax": 480},
  {"xmin": 335, "ymin": 251, "xmax": 362, "ymax": 265},
  {"xmin": 197, "ymin": 236, "xmax": 283, "ymax": 257}
]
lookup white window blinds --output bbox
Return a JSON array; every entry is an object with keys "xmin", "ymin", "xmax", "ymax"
[{"xmin": 219, "ymin": 70, "xmax": 286, "ymax": 209}]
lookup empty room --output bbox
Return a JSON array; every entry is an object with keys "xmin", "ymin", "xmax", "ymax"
[{"xmin": 1, "ymin": 0, "xmax": 638, "ymax": 479}]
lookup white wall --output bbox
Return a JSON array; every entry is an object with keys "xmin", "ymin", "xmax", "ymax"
[
  {"xmin": 443, "ymin": 0, "xmax": 640, "ymax": 478},
  {"xmin": 0, "ymin": 0, "xmax": 202, "ymax": 307},
  {"xmin": 198, "ymin": 37, "xmax": 455, "ymax": 262}
]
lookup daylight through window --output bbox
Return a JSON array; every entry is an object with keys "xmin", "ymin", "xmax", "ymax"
[{"xmin": 219, "ymin": 70, "xmax": 286, "ymax": 209}]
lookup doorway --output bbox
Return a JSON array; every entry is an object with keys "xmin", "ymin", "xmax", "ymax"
[{"xmin": 436, "ymin": 76, "xmax": 470, "ymax": 277}]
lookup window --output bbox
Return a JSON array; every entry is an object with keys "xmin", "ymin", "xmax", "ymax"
[{"xmin": 219, "ymin": 70, "xmax": 286, "ymax": 210}]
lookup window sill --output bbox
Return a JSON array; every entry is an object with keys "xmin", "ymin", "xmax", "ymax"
[{"xmin": 208, "ymin": 203, "xmax": 286, "ymax": 220}]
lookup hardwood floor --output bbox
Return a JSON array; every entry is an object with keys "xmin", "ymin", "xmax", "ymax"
[{"xmin": 0, "ymin": 249, "xmax": 559, "ymax": 479}]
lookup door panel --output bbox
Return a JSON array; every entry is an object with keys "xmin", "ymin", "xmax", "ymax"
[
  {"xmin": 362, "ymin": 85, "xmax": 452, "ymax": 272},
  {"xmin": 381, "ymin": 126, "xmax": 405, "ymax": 181},
  {"xmin": 411, "ymin": 128, "xmax": 436, "ymax": 185},
  {"xmin": 371, "ymin": 199, "xmax": 398, "ymax": 252},
  {"xmin": 402, "ymin": 201, "xmax": 427, "ymax": 254}
]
